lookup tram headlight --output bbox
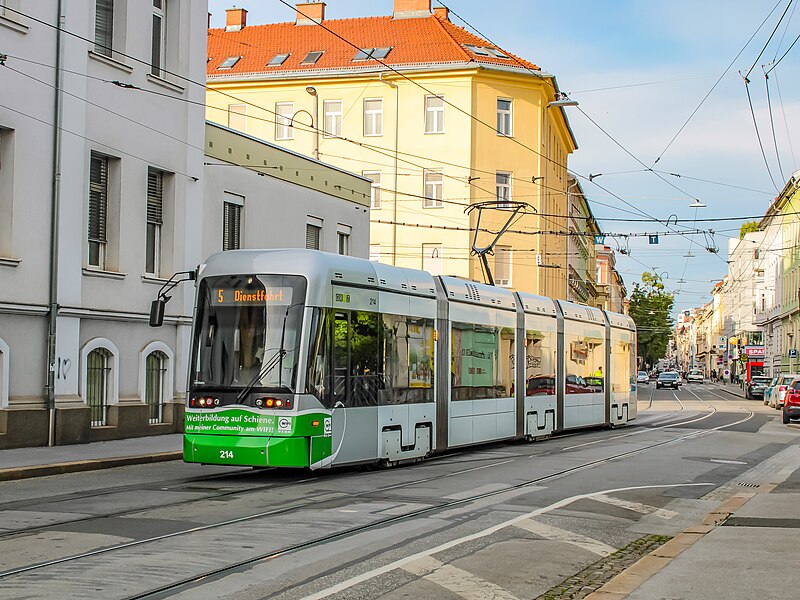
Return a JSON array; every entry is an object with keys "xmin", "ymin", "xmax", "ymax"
[
  {"xmin": 256, "ymin": 397, "xmax": 293, "ymax": 410},
  {"xmin": 190, "ymin": 396, "xmax": 220, "ymax": 408}
]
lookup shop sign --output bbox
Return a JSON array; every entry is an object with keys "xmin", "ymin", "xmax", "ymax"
[{"xmin": 744, "ymin": 346, "xmax": 765, "ymax": 357}]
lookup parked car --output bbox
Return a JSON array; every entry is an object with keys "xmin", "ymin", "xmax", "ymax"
[
  {"xmin": 770, "ymin": 374, "xmax": 798, "ymax": 408},
  {"xmin": 686, "ymin": 369, "xmax": 704, "ymax": 383},
  {"xmin": 745, "ymin": 376, "xmax": 772, "ymax": 400},
  {"xmin": 637, "ymin": 371, "xmax": 649, "ymax": 384},
  {"xmin": 656, "ymin": 371, "xmax": 681, "ymax": 390},
  {"xmin": 566, "ymin": 374, "xmax": 594, "ymax": 394},
  {"xmin": 763, "ymin": 376, "xmax": 780, "ymax": 406},
  {"xmin": 782, "ymin": 377, "xmax": 800, "ymax": 424}
]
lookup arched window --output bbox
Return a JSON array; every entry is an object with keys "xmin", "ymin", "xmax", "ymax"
[
  {"xmin": 145, "ymin": 350, "xmax": 167, "ymax": 423},
  {"xmin": 0, "ymin": 337, "xmax": 9, "ymax": 410},
  {"xmin": 86, "ymin": 348, "xmax": 111, "ymax": 426}
]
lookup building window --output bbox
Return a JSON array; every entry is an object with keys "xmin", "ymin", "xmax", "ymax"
[
  {"xmin": 223, "ymin": 193, "xmax": 243, "ymax": 251},
  {"xmin": 228, "ymin": 104, "xmax": 247, "ymax": 132},
  {"xmin": 363, "ymin": 171, "xmax": 381, "ymax": 209},
  {"xmin": 422, "ymin": 243, "xmax": 443, "ymax": 275},
  {"xmin": 86, "ymin": 348, "xmax": 111, "ymax": 426},
  {"xmin": 151, "ymin": 0, "xmax": 167, "ymax": 76},
  {"xmin": 267, "ymin": 53, "xmax": 290, "ymax": 66},
  {"xmin": 497, "ymin": 98, "xmax": 512, "ymax": 136},
  {"xmin": 363, "ymin": 98, "xmax": 383, "ymax": 136},
  {"xmin": 423, "ymin": 170, "xmax": 443, "ymax": 208},
  {"xmin": 145, "ymin": 350, "xmax": 167, "ymax": 424},
  {"xmin": 275, "ymin": 102, "xmax": 294, "ymax": 140},
  {"xmin": 145, "ymin": 168, "xmax": 164, "ymax": 276},
  {"xmin": 369, "ymin": 244, "xmax": 381, "ymax": 262},
  {"xmin": 88, "ymin": 153, "xmax": 109, "ymax": 268},
  {"xmin": 338, "ymin": 231, "xmax": 350, "ymax": 256},
  {"xmin": 425, "ymin": 95, "xmax": 444, "ymax": 134},
  {"xmin": 323, "ymin": 100, "xmax": 343, "ymax": 138},
  {"xmin": 94, "ymin": 0, "xmax": 114, "ymax": 57},
  {"xmin": 0, "ymin": 128, "xmax": 13, "ymax": 257},
  {"xmin": 353, "ymin": 47, "xmax": 392, "ymax": 61},
  {"xmin": 218, "ymin": 56, "xmax": 240, "ymax": 70},
  {"xmin": 496, "ymin": 172, "xmax": 512, "ymax": 208},
  {"xmin": 301, "ymin": 51, "xmax": 324, "ymax": 65},
  {"xmin": 306, "ymin": 223, "xmax": 321, "ymax": 250},
  {"xmin": 495, "ymin": 245, "xmax": 512, "ymax": 286}
]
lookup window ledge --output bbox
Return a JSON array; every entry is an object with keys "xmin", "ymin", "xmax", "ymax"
[
  {"xmin": 0, "ymin": 256, "xmax": 21, "ymax": 267},
  {"xmin": 0, "ymin": 13, "xmax": 28, "ymax": 34},
  {"xmin": 82, "ymin": 267, "xmax": 127, "ymax": 280},
  {"xmin": 141, "ymin": 274, "xmax": 169, "ymax": 285},
  {"xmin": 146, "ymin": 73, "xmax": 185, "ymax": 94},
  {"xmin": 88, "ymin": 50, "xmax": 134, "ymax": 74}
]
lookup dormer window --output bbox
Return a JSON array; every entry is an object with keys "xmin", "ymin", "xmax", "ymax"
[
  {"xmin": 353, "ymin": 47, "xmax": 392, "ymax": 61},
  {"xmin": 486, "ymin": 48, "xmax": 509, "ymax": 58},
  {"xmin": 268, "ymin": 53, "xmax": 290, "ymax": 66},
  {"xmin": 218, "ymin": 56, "xmax": 241, "ymax": 70},
  {"xmin": 464, "ymin": 44, "xmax": 490, "ymax": 56},
  {"xmin": 301, "ymin": 51, "xmax": 324, "ymax": 65}
]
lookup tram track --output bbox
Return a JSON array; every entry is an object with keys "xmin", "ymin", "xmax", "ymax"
[
  {"xmin": 0, "ymin": 397, "xmax": 722, "ymax": 541},
  {"xmin": 0, "ymin": 403, "xmax": 755, "ymax": 598}
]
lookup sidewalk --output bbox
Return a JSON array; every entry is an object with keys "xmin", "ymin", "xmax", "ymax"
[
  {"xmin": 0, "ymin": 434, "xmax": 182, "ymax": 481},
  {"xmin": 707, "ymin": 380, "xmax": 746, "ymax": 398}
]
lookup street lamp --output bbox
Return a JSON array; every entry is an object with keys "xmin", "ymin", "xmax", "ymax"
[
  {"xmin": 305, "ymin": 85, "xmax": 319, "ymax": 160},
  {"xmin": 548, "ymin": 93, "xmax": 579, "ymax": 107},
  {"xmin": 689, "ymin": 199, "xmax": 706, "ymax": 208}
]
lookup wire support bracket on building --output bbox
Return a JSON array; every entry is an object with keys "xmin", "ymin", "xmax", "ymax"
[{"xmin": 465, "ymin": 200, "xmax": 534, "ymax": 287}]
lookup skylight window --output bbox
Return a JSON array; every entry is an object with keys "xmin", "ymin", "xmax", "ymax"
[
  {"xmin": 464, "ymin": 44, "xmax": 490, "ymax": 56},
  {"xmin": 218, "ymin": 56, "xmax": 241, "ymax": 69},
  {"xmin": 353, "ymin": 47, "xmax": 392, "ymax": 62},
  {"xmin": 301, "ymin": 51, "xmax": 324, "ymax": 65},
  {"xmin": 486, "ymin": 48, "xmax": 509, "ymax": 58},
  {"xmin": 268, "ymin": 53, "xmax": 290, "ymax": 66}
]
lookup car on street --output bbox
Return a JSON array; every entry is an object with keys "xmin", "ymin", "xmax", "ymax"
[
  {"xmin": 656, "ymin": 371, "xmax": 681, "ymax": 390},
  {"xmin": 763, "ymin": 376, "xmax": 780, "ymax": 406},
  {"xmin": 637, "ymin": 371, "xmax": 649, "ymax": 384},
  {"xmin": 782, "ymin": 377, "xmax": 800, "ymax": 424},
  {"xmin": 745, "ymin": 375, "xmax": 772, "ymax": 400},
  {"xmin": 770, "ymin": 374, "xmax": 799, "ymax": 408},
  {"xmin": 686, "ymin": 369, "xmax": 704, "ymax": 383}
]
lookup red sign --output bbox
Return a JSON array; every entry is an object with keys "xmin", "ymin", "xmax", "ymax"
[{"xmin": 744, "ymin": 346, "xmax": 765, "ymax": 357}]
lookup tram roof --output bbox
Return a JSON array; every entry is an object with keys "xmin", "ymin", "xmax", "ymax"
[
  {"xmin": 438, "ymin": 276, "xmax": 517, "ymax": 311},
  {"xmin": 606, "ymin": 311, "xmax": 636, "ymax": 331},
  {"xmin": 516, "ymin": 291, "xmax": 557, "ymax": 316}
]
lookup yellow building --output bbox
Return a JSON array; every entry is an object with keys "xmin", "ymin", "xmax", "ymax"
[{"xmin": 206, "ymin": 1, "xmax": 578, "ymax": 298}]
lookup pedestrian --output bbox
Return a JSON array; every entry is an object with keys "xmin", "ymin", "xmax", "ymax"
[{"xmin": 594, "ymin": 366, "xmax": 603, "ymax": 378}]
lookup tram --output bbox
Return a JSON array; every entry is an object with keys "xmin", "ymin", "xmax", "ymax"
[{"xmin": 171, "ymin": 249, "xmax": 636, "ymax": 469}]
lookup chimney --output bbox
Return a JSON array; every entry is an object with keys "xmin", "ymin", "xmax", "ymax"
[
  {"xmin": 225, "ymin": 7, "xmax": 247, "ymax": 32},
  {"xmin": 393, "ymin": 0, "xmax": 432, "ymax": 19},
  {"xmin": 296, "ymin": 2, "xmax": 325, "ymax": 25},
  {"xmin": 433, "ymin": 6, "xmax": 449, "ymax": 20}
]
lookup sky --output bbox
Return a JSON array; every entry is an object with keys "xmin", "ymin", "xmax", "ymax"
[{"xmin": 208, "ymin": 1, "xmax": 800, "ymax": 314}]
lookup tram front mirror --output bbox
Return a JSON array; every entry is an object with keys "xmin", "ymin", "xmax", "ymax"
[{"xmin": 149, "ymin": 297, "xmax": 166, "ymax": 327}]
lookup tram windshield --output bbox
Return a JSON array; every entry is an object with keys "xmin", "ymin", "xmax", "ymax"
[{"xmin": 191, "ymin": 274, "xmax": 307, "ymax": 392}]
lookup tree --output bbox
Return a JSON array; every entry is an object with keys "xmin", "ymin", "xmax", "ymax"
[
  {"xmin": 628, "ymin": 272, "xmax": 675, "ymax": 369},
  {"xmin": 740, "ymin": 221, "xmax": 758, "ymax": 238}
]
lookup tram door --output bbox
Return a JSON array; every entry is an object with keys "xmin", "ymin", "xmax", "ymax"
[{"xmin": 330, "ymin": 310, "xmax": 379, "ymax": 464}]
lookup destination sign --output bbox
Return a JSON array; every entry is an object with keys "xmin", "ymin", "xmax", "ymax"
[{"xmin": 213, "ymin": 287, "xmax": 293, "ymax": 306}]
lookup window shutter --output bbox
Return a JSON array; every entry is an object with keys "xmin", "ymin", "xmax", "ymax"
[
  {"xmin": 306, "ymin": 224, "xmax": 320, "ymax": 250},
  {"xmin": 88, "ymin": 154, "xmax": 108, "ymax": 243},
  {"xmin": 146, "ymin": 168, "xmax": 163, "ymax": 225},
  {"xmin": 223, "ymin": 202, "xmax": 241, "ymax": 250},
  {"xmin": 94, "ymin": 0, "xmax": 114, "ymax": 56}
]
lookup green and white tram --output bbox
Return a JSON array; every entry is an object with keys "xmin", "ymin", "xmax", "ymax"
[{"xmin": 166, "ymin": 249, "xmax": 636, "ymax": 469}]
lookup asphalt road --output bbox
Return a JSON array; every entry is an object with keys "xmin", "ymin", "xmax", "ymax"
[{"xmin": 0, "ymin": 383, "xmax": 797, "ymax": 600}]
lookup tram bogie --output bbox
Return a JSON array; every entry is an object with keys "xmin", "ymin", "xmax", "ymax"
[{"xmin": 181, "ymin": 249, "xmax": 636, "ymax": 470}]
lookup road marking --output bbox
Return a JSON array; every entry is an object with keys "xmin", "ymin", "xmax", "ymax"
[
  {"xmin": 515, "ymin": 518, "xmax": 617, "ymax": 556},
  {"xmin": 298, "ymin": 483, "xmax": 713, "ymax": 600},
  {"xmin": 592, "ymin": 494, "xmax": 677, "ymax": 519},
  {"xmin": 710, "ymin": 459, "xmax": 747, "ymax": 465},
  {"xmin": 403, "ymin": 556, "xmax": 521, "ymax": 600}
]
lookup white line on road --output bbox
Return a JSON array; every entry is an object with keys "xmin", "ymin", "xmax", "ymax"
[
  {"xmin": 404, "ymin": 556, "xmax": 522, "ymax": 600},
  {"xmin": 298, "ymin": 483, "xmax": 713, "ymax": 600},
  {"xmin": 592, "ymin": 494, "xmax": 678, "ymax": 519},
  {"xmin": 514, "ymin": 518, "xmax": 617, "ymax": 556}
]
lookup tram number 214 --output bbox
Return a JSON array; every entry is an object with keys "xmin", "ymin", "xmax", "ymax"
[{"xmin": 220, "ymin": 450, "xmax": 234, "ymax": 459}]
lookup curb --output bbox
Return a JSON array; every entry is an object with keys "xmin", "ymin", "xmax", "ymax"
[
  {"xmin": 585, "ymin": 490, "xmax": 764, "ymax": 599},
  {"xmin": 708, "ymin": 384, "xmax": 745, "ymax": 400},
  {"xmin": 0, "ymin": 451, "xmax": 183, "ymax": 482}
]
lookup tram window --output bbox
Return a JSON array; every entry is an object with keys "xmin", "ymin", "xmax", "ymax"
[
  {"xmin": 332, "ymin": 311, "xmax": 349, "ymax": 405},
  {"xmin": 524, "ymin": 327, "xmax": 556, "ymax": 396},
  {"xmin": 349, "ymin": 312, "xmax": 380, "ymax": 406},
  {"xmin": 306, "ymin": 308, "xmax": 332, "ymax": 407},
  {"xmin": 611, "ymin": 329, "xmax": 633, "ymax": 393},
  {"xmin": 380, "ymin": 315, "xmax": 434, "ymax": 405},
  {"xmin": 451, "ymin": 322, "xmax": 514, "ymax": 400},
  {"xmin": 564, "ymin": 326, "xmax": 606, "ymax": 394}
]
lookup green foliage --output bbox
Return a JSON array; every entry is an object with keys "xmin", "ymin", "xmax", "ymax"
[
  {"xmin": 739, "ymin": 221, "xmax": 759, "ymax": 238},
  {"xmin": 628, "ymin": 272, "xmax": 674, "ymax": 369}
]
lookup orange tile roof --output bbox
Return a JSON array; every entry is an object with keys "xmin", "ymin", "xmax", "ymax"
[{"xmin": 207, "ymin": 13, "xmax": 540, "ymax": 77}]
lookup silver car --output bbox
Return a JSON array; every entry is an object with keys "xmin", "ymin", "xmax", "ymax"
[{"xmin": 770, "ymin": 374, "xmax": 799, "ymax": 409}]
